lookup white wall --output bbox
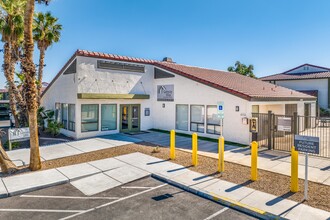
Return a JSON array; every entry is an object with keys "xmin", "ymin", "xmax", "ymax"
[
  {"xmin": 151, "ymin": 68, "xmax": 251, "ymax": 145},
  {"xmin": 77, "ymin": 56, "xmax": 154, "ymax": 95},
  {"xmin": 276, "ymin": 79, "xmax": 328, "ymax": 109}
]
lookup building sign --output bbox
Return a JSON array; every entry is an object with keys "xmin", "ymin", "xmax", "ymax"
[
  {"xmin": 217, "ymin": 101, "xmax": 224, "ymax": 119},
  {"xmin": 249, "ymin": 118, "xmax": 258, "ymax": 133},
  {"xmin": 8, "ymin": 127, "xmax": 30, "ymax": 141},
  {"xmin": 277, "ymin": 117, "xmax": 292, "ymax": 132},
  {"xmin": 294, "ymin": 135, "xmax": 319, "ymax": 154},
  {"xmin": 157, "ymin": 85, "xmax": 174, "ymax": 101}
]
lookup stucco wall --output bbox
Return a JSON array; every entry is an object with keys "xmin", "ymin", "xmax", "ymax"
[
  {"xmin": 151, "ymin": 68, "xmax": 251, "ymax": 145},
  {"xmin": 276, "ymin": 79, "xmax": 328, "ymax": 109}
]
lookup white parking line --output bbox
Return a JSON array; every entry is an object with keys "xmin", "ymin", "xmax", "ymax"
[
  {"xmin": 20, "ymin": 195, "xmax": 120, "ymax": 200},
  {"xmin": 60, "ymin": 183, "xmax": 168, "ymax": 220},
  {"xmin": 0, "ymin": 209, "xmax": 83, "ymax": 213},
  {"xmin": 121, "ymin": 186, "xmax": 153, "ymax": 189},
  {"xmin": 203, "ymin": 207, "xmax": 229, "ymax": 220}
]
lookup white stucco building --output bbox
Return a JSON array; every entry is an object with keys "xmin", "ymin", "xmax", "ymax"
[
  {"xmin": 41, "ymin": 50, "xmax": 316, "ymax": 145},
  {"xmin": 261, "ymin": 64, "xmax": 330, "ymax": 111}
]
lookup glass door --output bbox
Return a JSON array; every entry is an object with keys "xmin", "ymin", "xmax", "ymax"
[
  {"xmin": 131, "ymin": 105, "xmax": 140, "ymax": 132},
  {"xmin": 120, "ymin": 105, "xmax": 129, "ymax": 132},
  {"xmin": 120, "ymin": 104, "xmax": 140, "ymax": 132}
]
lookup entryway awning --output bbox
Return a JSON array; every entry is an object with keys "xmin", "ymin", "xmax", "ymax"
[{"xmin": 77, "ymin": 93, "xmax": 150, "ymax": 99}]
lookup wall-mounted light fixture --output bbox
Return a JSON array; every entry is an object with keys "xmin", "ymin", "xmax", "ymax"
[
  {"xmin": 145, "ymin": 108, "xmax": 150, "ymax": 116},
  {"xmin": 235, "ymin": 106, "xmax": 240, "ymax": 112},
  {"xmin": 162, "ymin": 103, "xmax": 165, "ymax": 108}
]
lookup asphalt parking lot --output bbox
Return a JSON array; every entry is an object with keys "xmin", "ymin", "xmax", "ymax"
[{"xmin": 0, "ymin": 177, "xmax": 258, "ymax": 220}]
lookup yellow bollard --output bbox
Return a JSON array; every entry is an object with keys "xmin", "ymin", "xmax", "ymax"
[
  {"xmin": 218, "ymin": 136, "xmax": 225, "ymax": 172},
  {"xmin": 170, "ymin": 130, "xmax": 176, "ymax": 160},
  {"xmin": 192, "ymin": 133, "xmax": 198, "ymax": 166},
  {"xmin": 291, "ymin": 146, "xmax": 299, "ymax": 192},
  {"xmin": 251, "ymin": 141, "xmax": 258, "ymax": 181}
]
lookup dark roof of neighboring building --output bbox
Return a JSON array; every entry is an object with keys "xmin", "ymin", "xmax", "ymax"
[
  {"xmin": 42, "ymin": 50, "xmax": 316, "ymax": 101},
  {"xmin": 282, "ymin": 63, "xmax": 330, "ymax": 74},
  {"xmin": 260, "ymin": 71, "xmax": 330, "ymax": 81},
  {"xmin": 260, "ymin": 63, "xmax": 330, "ymax": 81},
  {"xmin": 298, "ymin": 90, "xmax": 318, "ymax": 97}
]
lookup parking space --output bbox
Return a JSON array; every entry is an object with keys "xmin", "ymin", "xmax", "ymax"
[{"xmin": 0, "ymin": 177, "xmax": 258, "ymax": 220}]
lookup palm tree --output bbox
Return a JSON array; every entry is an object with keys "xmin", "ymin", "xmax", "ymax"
[
  {"xmin": 228, "ymin": 61, "xmax": 256, "ymax": 78},
  {"xmin": 21, "ymin": 0, "xmax": 51, "ymax": 171},
  {"xmin": 33, "ymin": 11, "xmax": 62, "ymax": 105},
  {"xmin": 0, "ymin": 0, "xmax": 26, "ymax": 127}
]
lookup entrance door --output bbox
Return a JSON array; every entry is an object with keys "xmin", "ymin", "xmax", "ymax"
[{"xmin": 120, "ymin": 104, "xmax": 140, "ymax": 132}]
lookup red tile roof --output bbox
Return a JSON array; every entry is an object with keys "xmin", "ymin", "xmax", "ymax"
[
  {"xmin": 42, "ymin": 49, "xmax": 316, "ymax": 101},
  {"xmin": 155, "ymin": 62, "xmax": 315, "ymax": 101},
  {"xmin": 0, "ymin": 89, "xmax": 8, "ymax": 93}
]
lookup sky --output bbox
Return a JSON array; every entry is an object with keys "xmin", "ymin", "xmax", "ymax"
[{"xmin": 1, "ymin": 0, "xmax": 330, "ymax": 88}]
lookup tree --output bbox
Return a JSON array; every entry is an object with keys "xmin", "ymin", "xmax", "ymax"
[
  {"xmin": 21, "ymin": 0, "xmax": 51, "ymax": 171},
  {"xmin": 0, "ymin": 129, "xmax": 18, "ymax": 174},
  {"xmin": 0, "ymin": 0, "xmax": 26, "ymax": 127},
  {"xmin": 33, "ymin": 11, "xmax": 62, "ymax": 105},
  {"xmin": 227, "ymin": 61, "xmax": 256, "ymax": 78}
]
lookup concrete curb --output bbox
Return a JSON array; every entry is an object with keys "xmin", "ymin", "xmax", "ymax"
[{"xmin": 152, "ymin": 173, "xmax": 287, "ymax": 220}]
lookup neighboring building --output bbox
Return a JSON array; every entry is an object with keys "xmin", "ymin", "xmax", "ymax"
[
  {"xmin": 0, "ymin": 89, "xmax": 10, "ymax": 122},
  {"xmin": 41, "ymin": 50, "xmax": 316, "ymax": 145},
  {"xmin": 260, "ymin": 64, "xmax": 330, "ymax": 110}
]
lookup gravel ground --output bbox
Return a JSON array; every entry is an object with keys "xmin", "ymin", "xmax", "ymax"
[{"xmin": 7, "ymin": 142, "xmax": 330, "ymax": 212}]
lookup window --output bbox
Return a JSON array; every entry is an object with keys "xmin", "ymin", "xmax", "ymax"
[
  {"xmin": 176, "ymin": 105, "xmax": 188, "ymax": 131},
  {"xmin": 55, "ymin": 103, "xmax": 61, "ymax": 123},
  {"xmin": 68, "ymin": 104, "xmax": 75, "ymax": 131},
  {"xmin": 154, "ymin": 68, "xmax": 175, "ymax": 79},
  {"xmin": 63, "ymin": 59, "xmax": 76, "ymax": 75},
  {"xmin": 101, "ymin": 104, "xmax": 117, "ymax": 131},
  {"xmin": 190, "ymin": 105, "xmax": 205, "ymax": 133},
  {"xmin": 81, "ymin": 104, "xmax": 99, "ymax": 132},
  {"xmin": 61, "ymin": 104, "xmax": 68, "ymax": 129},
  {"xmin": 206, "ymin": 105, "xmax": 220, "ymax": 135},
  {"xmin": 97, "ymin": 60, "xmax": 145, "ymax": 73}
]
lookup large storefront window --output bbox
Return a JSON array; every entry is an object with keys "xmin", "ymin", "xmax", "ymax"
[
  {"xmin": 101, "ymin": 104, "xmax": 117, "ymax": 131},
  {"xmin": 190, "ymin": 105, "xmax": 205, "ymax": 133},
  {"xmin": 206, "ymin": 105, "xmax": 220, "ymax": 135},
  {"xmin": 176, "ymin": 104, "xmax": 188, "ymax": 131},
  {"xmin": 61, "ymin": 104, "xmax": 68, "ymax": 129},
  {"xmin": 68, "ymin": 104, "xmax": 75, "ymax": 131},
  {"xmin": 81, "ymin": 104, "xmax": 99, "ymax": 132}
]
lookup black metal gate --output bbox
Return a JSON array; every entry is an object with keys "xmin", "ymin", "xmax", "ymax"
[{"xmin": 252, "ymin": 112, "xmax": 330, "ymax": 158}]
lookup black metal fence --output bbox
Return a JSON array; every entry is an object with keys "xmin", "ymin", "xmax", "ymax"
[{"xmin": 252, "ymin": 112, "xmax": 330, "ymax": 158}]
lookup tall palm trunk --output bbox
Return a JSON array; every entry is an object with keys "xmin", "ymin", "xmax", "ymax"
[
  {"xmin": 37, "ymin": 47, "xmax": 45, "ymax": 106},
  {"xmin": 22, "ymin": 0, "xmax": 41, "ymax": 171},
  {"xmin": 0, "ymin": 141, "xmax": 18, "ymax": 174},
  {"xmin": 3, "ymin": 43, "xmax": 19, "ymax": 127}
]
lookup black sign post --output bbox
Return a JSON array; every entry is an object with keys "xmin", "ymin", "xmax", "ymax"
[{"xmin": 294, "ymin": 135, "xmax": 320, "ymax": 200}]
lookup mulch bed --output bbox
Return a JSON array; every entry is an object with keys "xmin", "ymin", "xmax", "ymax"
[{"xmin": 6, "ymin": 142, "xmax": 330, "ymax": 212}]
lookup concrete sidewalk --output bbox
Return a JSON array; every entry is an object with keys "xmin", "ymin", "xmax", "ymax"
[
  {"xmin": 5, "ymin": 133, "xmax": 142, "ymax": 167},
  {"xmin": 0, "ymin": 152, "xmax": 328, "ymax": 219},
  {"xmin": 133, "ymin": 131, "xmax": 330, "ymax": 186}
]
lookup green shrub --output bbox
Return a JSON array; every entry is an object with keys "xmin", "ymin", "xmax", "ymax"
[
  {"xmin": 3, "ymin": 141, "xmax": 20, "ymax": 150},
  {"xmin": 46, "ymin": 121, "xmax": 64, "ymax": 136}
]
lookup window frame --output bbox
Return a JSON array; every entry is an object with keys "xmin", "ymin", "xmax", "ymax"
[
  {"xmin": 190, "ymin": 105, "xmax": 205, "ymax": 133},
  {"xmin": 81, "ymin": 104, "xmax": 99, "ymax": 132},
  {"xmin": 68, "ymin": 104, "xmax": 75, "ymax": 132},
  {"xmin": 175, "ymin": 104, "xmax": 189, "ymax": 131},
  {"xmin": 101, "ymin": 104, "xmax": 117, "ymax": 131},
  {"xmin": 206, "ymin": 105, "xmax": 220, "ymax": 135},
  {"xmin": 61, "ymin": 103, "xmax": 68, "ymax": 130}
]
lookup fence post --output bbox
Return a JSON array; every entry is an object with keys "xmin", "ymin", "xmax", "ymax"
[
  {"xmin": 291, "ymin": 146, "xmax": 299, "ymax": 192},
  {"xmin": 267, "ymin": 111, "xmax": 272, "ymax": 150},
  {"xmin": 251, "ymin": 141, "xmax": 258, "ymax": 181},
  {"xmin": 192, "ymin": 133, "xmax": 198, "ymax": 166},
  {"xmin": 170, "ymin": 130, "xmax": 175, "ymax": 160},
  {"xmin": 218, "ymin": 136, "xmax": 225, "ymax": 172},
  {"xmin": 293, "ymin": 112, "xmax": 298, "ymax": 135}
]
